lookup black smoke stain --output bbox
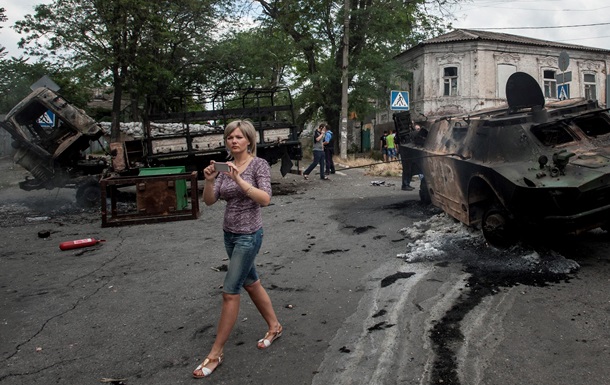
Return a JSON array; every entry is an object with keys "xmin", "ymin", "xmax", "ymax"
[
  {"xmin": 380, "ymin": 271, "xmax": 415, "ymax": 287},
  {"xmin": 353, "ymin": 225, "xmax": 376, "ymax": 234},
  {"xmin": 367, "ymin": 321, "xmax": 395, "ymax": 332},
  {"xmin": 427, "ymin": 238, "xmax": 577, "ymax": 385},
  {"xmin": 322, "ymin": 249, "xmax": 349, "ymax": 254}
]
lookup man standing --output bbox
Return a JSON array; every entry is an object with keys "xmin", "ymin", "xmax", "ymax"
[
  {"xmin": 400, "ymin": 124, "xmax": 422, "ymax": 191},
  {"xmin": 323, "ymin": 124, "xmax": 335, "ymax": 175},
  {"xmin": 386, "ymin": 130, "xmax": 397, "ymax": 161},
  {"xmin": 380, "ymin": 130, "xmax": 388, "ymax": 162}
]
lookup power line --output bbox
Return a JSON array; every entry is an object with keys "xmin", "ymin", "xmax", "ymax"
[{"xmin": 476, "ymin": 22, "xmax": 610, "ymax": 31}]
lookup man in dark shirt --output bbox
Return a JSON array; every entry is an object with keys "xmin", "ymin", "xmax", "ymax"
[{"xmin": 380, "ymin": 130, "xmax": 388, "ymax": 162}]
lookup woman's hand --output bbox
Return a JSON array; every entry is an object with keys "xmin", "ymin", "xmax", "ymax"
[{"xmin": 203, "ymin": 161, "xmax": 220, "ymax": 181}]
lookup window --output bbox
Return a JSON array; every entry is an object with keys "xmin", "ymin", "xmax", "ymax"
[
  {"xmin": 531, "ymin": 122, "xmax": 575, "ymax": 146},
  {"xmin": 497, "ymin": 64, "xmax": 517, "ymax": 98},
  {"xmin": 443, "ymin": 67, "xmax": 458, "ymax": 96},
  {"xmin": 584, "ymin": 73, "xmax": 597, "ymax": 100},
  {"xmin": 543, "ymin": 70, "xmax": 557, "ymax": 98}
]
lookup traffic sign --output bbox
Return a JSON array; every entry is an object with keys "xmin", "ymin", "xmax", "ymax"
[
  {"xmin": 558, "ymin": 51, "xmax": 570, "ymax": 72},
  {"xmin": 37, "ymin": 110, "xmax": 56, "ymax": 127},
  {"xmin": 390, "ymin": 90, "xmax": 409, "ymax": 111},
  {"xmin": 558, "ymin": 84, "xmax": 570, "ymax": 100}
]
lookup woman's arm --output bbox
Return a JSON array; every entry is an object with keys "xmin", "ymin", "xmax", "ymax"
[
  {"xmin": 202, "ymin": 162, "xmax": 219, "ymax": 206},
  {"xmin": 236, "ymin": 177, "xmax": 270, "ymax": 207}
]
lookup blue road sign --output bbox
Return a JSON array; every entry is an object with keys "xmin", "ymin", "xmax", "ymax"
[
  {"xmin": 37, "ymin": 110, "xmax": 55, "ymax": 127},
  {"xmin": 390, "ymin": 90, "xmax": 409, "ymax": 111},
  {"xmin": 558, "ymin": 84, "xmax": 570, "ymax": 100}
]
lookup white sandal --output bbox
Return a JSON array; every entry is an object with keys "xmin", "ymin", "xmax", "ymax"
[
  {"xmin": 192, "ymin": 353, "xmax": 223, "ymax": 378},
  {"xmin": 257, "ymin": 325, "xmax": 283, "ymax": 349}
]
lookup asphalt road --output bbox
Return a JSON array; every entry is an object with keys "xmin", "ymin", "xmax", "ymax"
[{"xmin": 0, "ymin": 157, "xmax": 608, "ymax": 385}]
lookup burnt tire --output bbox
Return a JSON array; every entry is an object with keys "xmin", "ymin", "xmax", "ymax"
[
  {"xmin": 76, "ymin": 182, "xmax": 101, "ymax": 207},
  {"xmin": 482, "ymin": 208, "xmax": 516, "ymax": 248}
]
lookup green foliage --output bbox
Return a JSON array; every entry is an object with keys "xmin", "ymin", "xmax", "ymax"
[
  {"xmin": 0, "ymin": 57, "xmax": 99, "ymax": 113},
  {"xmin": 251, "ymin": 0, "xmax": 454, "ymax": 132},
  {"xmin": 14, "ymin": 0, "xmax": 230, "ymax": 138},
  {"xmin": 204, "ymin": 27, "xmax": 297, "ymax": 90}
]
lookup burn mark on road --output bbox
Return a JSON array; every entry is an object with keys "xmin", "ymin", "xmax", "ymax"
[
  {"xmin": 367, "ymin": 321, "xmax": 395, "ymax": 332},
  {"xmin": 353, "ymin": 225, "xmax": 375, "ymax": 234},
  {"xmin": 322, "ymin": 249, "xmax": 349, "ymax": 254},
  {"xmin": 425, "ymin": 237, "xmax": 577, "ymax": 385},
  {"xmin": 380, "ymin": 271, "xmax": 415, "ymax": 287}
]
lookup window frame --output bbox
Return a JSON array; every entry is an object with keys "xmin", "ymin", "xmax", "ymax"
[
  {"xmin": 442, "ymin": 66, "xmax": 459, "ymax": 97},
  {"xmin": 543, "ymin": 69, "xmax": 557, "ymax": 99},
  {"xmin": 583, "ymin": 72, "xmax": 597, "ymax": 101}
]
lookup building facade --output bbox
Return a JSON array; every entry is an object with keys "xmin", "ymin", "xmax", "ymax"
[{"xmin": 376, "ymin": 29, "xmax": 610, "ymax": 129}]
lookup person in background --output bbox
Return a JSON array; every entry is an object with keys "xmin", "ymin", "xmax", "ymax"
[
  {"xmin": 303, "ymin": 123, "xmax": 329, "ymax": 180},
  {"xmin": 386, "ymin": 129, "xmax": 397, "ymax": 161},
  {"xmin": 380, "ymin": 130, "xmax": 388, "ymax": 162},
  {"xmin": 323, "ymin": 123, "xmax": 335, "ymax": 175},
  {"xmin": 194, "ymin": 120, "xmax": 282, "ymax": 379},
  {"xmin": 401, "ymin": 124, "xmax": 423, "ymax": 191}
]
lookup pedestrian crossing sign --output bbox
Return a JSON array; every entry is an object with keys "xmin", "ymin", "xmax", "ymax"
[
  {"xmin": 557, "ymin": 84, "xmax": 570, "ymax": 101},
  {"xmin": 390, "ymin": 90, "xmax": 409, "ymax": 111},
  {"xmin": 37, "ymin": 110, "xmax": 55, "ymax": 127}
]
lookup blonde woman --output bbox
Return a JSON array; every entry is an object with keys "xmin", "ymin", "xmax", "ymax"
[{"xmin": 194, "ymin": 120, "xmax": 282, "ymax": 378}]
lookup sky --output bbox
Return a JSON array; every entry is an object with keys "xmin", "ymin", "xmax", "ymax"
[{"xmin": 2, "ymin": 0, "xmax": 610, "ymax": 57}]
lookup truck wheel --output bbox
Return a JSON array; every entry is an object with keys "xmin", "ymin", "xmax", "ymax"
[
  {"xmin": 76, "ymin": 182, "xmax": 101, "ymax": 207},
  {"xmin": 482, "ymin": 208, "xmax": 516, "ymax": 248}
]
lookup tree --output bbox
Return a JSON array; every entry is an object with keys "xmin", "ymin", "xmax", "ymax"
[
  {"xmin": 15, "ymin": 0, "xmax": 228, "ymax": 141},
  {"xmin": 250, "ymin": 0, "xmax": 454, "ymax": 139},
  {"xmin": 0, "ymin": 7, "xmax": 6, "ymax": 60},
  {"xmin": 204, "ymin": 27, "xmax": 298, "ymax": 90}
]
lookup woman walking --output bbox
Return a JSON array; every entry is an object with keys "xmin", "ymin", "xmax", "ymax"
[{"xmin": 193, "ymin": 120, "xmax": 282, "ymax": 378}]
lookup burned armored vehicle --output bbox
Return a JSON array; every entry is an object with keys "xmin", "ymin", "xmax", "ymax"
[{"xmin": 396, "ymin": 72, "xmax": 610, "ymax": 245}]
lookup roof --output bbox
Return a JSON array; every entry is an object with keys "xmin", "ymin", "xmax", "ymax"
[{"xmin": 402, "ymin": 29, "xmax": 610, "ymax": 55}]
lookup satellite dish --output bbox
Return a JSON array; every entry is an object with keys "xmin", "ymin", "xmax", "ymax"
[{"xmin": 506, "ymin": 72, "xmax": 545, "ymax": 111}]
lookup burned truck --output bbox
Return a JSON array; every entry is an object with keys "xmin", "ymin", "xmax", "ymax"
[
  {"xmin": 0, "ymin": 87, "xmax": 302, "ymax": 206},
  {"xmin": 396, "ymin": 72, "xmax": 610, "ymax": 245},
  {"xmin": 0, "ymin": 87, "xmax": 108, "ymax": 205}
]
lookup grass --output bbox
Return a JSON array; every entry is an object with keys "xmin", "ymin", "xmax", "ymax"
[{"xmin": 333, "ymin": 155, "xmax": 403, "ymax": 177}]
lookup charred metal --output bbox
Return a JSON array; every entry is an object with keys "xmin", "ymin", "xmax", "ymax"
[{"xmin": 396, "ymin": 72, "xmax": 610, "ymax": 246}]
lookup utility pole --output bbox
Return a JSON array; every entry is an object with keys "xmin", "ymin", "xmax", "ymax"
[{"xmin": 340, "ymin": 0, "xmax": 350, "ymax": 159}]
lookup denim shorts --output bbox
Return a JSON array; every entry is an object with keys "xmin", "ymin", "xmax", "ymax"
[{"xmin": 222, "ymin": 228, "xmax": 263, "ymax": 294}]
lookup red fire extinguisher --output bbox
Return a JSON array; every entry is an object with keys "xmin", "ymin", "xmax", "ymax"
[{"xmin": 59, "ymin": 238, "xmax": 105, "ymax": 251}]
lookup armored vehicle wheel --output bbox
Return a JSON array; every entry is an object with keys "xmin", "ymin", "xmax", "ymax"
[
  {"xmin": 76, "ymin": 182, "xmax": 101, "ymax": 207},
  {"xmin": 482, "ymin": 208, "xmax": 516, "ymax": 247}
]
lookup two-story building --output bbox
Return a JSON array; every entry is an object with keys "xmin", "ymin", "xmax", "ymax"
[{"xmin": 375, "ymin": 29, "xmax": 610, "ymax": 133}]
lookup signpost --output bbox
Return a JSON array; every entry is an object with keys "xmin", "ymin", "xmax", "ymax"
[
  {"xmin": 557, "ymin": 51, "xmax": 570, "ymax": 100},
  {"xmin": 390, "ymin": 90, "xmax": 409, "ymax": 111},
  {"xmin": 558, "ymin": 84, "xmax": 570, "ymax": 101}
]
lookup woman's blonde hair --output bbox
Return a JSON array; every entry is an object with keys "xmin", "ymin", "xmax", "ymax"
[{"xmin": 224, "ymin": 120, "xmax": 257, "ymax": 156}]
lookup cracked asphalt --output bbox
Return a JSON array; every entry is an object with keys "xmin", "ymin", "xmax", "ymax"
[{"xmin": 0, "ymin": 156, "xmax": 609, "ymax": 385}]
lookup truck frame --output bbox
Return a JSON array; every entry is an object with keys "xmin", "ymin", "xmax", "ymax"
[{"xmin": 0, "ymin": 87, "xmax": 303, "ymax": 206}]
